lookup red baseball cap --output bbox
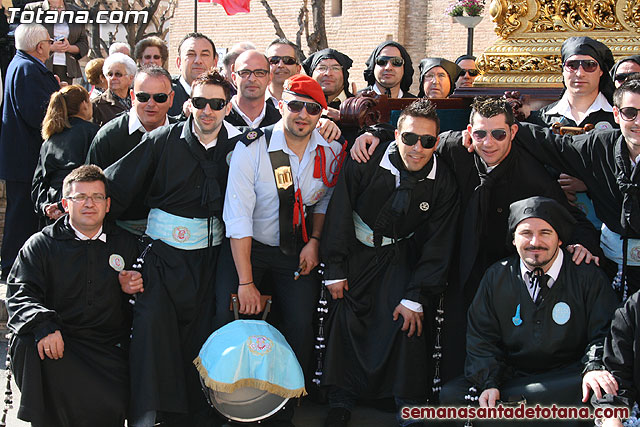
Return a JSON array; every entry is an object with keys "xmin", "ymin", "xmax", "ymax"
[{"xmin": 283, "ymin": 74, "xmax": 328, "ymax": 110}]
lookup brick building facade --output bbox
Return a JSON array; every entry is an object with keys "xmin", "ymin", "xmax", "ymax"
[{"xmin": 167, "ymin": 0, "xmax": 499, "ymax": 93}]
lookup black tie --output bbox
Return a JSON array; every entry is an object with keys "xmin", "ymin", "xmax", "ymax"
[
  {"xmin": 529, "ymin": 268, "xmax": 550, "ymax": 305},
  {"xmin": 385, "ymin": 87, "xmax": 392, "ymax": 97}
]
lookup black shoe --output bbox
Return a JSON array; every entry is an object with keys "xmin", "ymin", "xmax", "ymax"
[{"xmin": 324, "ymin": 407, "xmax": 351, "ymax": 427}]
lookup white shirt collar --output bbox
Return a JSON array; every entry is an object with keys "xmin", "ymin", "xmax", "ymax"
[
  {"xmin": 180, "ymin": 119, "xmax": 242, "ymax": 149},
  {"xmin": 265, "ymin": 87, "xmax": 279, "ymax": 106},
  {"xmin": 545, "ymin": 92, "xmax": 613, "ymax": 125},
  {"xmin": 520, "ymin": 249, "xmax": 564, "ymax": 299},
  {"xmin": 631, "ymin": 153, "xmax": 640, "ymax": 167},
  {"xmin": 179, "ymin": 76, "xmax": 192, "ymax": 96},
  {"xmin": 266, "ymin": 121, "xmax": 329, "ymax": 155},
  {"xmin": 230, "ymin": 96, "xmax": 267, "ymax": 129},
  {"xmin": 69, "ymin": 222, "xmax": 106, "ymax": 242},
  {"xmin": 128, "ymin": 109, "xmax": 169, "ymax": 135},
  {"xmin": 372, "ymin": 84, "xmax": 403, "ymax": 98},
  {"xmin": 379, "ymin": 141, "xmax": 437, "ymax": 187}
]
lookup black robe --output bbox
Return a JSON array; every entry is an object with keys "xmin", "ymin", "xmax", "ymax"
[
  {"xmin": 6, "ymin": 217, "xmax": 139, "ymax": 427},
  {"xmin": 168, "ymin": 75, "xmax": 190, "ymax": 117},
  {"xmin": 321, "ymin": 142, "xmax": 459, "ymax": 400},
  {"xmin": 104, "ymin": 117, "xmax": 240, "ymax": 422},
  {"xmin": 357, "ymin": 85, "xmax": 417, "ymax": 98},
  {"xmin": 465, "ymin": 252, "xmax": 617, "ymax": 390},
  {"xmin": 31, "ymin": 117, "xmax": 98, "ymax": 223},
  {"xmin": 436, "ymin": 131, "xmax": 602, "ymax": 382},
  {"xmin": 224, "ymin": 101, "xmax": 281, "ymax": 129}
]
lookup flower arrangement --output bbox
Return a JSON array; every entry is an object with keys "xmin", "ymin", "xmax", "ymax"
[{"xmin": 445, "ymin": 0, "xmax": 485, "ymax": 17}]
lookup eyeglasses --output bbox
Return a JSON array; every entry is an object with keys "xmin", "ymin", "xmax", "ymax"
[
  {"xmin": 143, "ymin": 54, "xmax": 163, "ymax": 61},
  {"xmin": 471, "ymin": 129, "xmax": 509, "ymax": 141},
  {"xmin": 66, "ymin": 194, "xmax": 107, "ymax": 203},
  {"xmin": 191, "ymin": 97, "xmax": 228, "ymax": 110},
  {"xmin": 461, "ymin": 69, "xmax": 479, "ymax": 77},
  {"xmin": 315, "ymin": 65, "xmax": 342, "ymax": 74},
  {"xmin": 235, "ymin": 69, "xmax": 269, "ymax": 78},
  {"xmin": 106, "ymin": 71, "xmax": 125, "ymax": 78},
  {"xmin": 282, "ymin": 100, "xmax": 323, "ymax": 116},
  {"xmin": 375, "ymin": 56, "xmax": 404, "ymax": 67},
  {"xmin": 400, "ymin": 132, "xmax": 438, "ymax": 149},
  {"xmin": 564, "ymin": 59, "xmax": 599, "ymax": 73},
  {"xmin": 615, "ymin": 72, "xmax": 637, "ymax": 83},
  {"xmin": 618, "ymin": 107, "xmax": 639, "ymax": 121},
  {"xmin": 135, "ymin": 92, "xmax": 170, "ymax": 103},
  {"xmin": 268, "ymin": 55, "xmax": 297, "ymax": 66}
]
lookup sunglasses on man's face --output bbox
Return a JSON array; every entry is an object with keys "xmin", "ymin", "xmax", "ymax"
[
  {"xmin": 282, "ymin": 100, "xmax": 323, "ymax": 116},
  {"xmin": 191, "ymin": 97, "xmax": 228, "ymax": 110},
  {"xmin": 471, "ymin": 129, "xmax": 509, "ymax": 142},
  {"xmin": 375, "ymin": 56, "xmax": 404, "ymax": 67},
  {"xmin": 461, "ymin": 69, "xmax": 479, "ymax": 77},
  {"xmin": 563, "ymin": 59, "xmax": 599, "ymax": 73},
  {"xmin": 618, "ymin": 107, "xmax": 639, "ymax": 122},
  {"xmin": 400, "ymin": 132, "xmax": 438, "ymax": 149},
  {"xmin": 615, "ymin": 72, "xmax": 638, "ymax": 83},
  {"xmin": 135, "ymin": 92, "xmax": 170, "ymax": 103},
  {"xmin": 268, "ymin": 55, "xmax": 297, "ymax": 66}
]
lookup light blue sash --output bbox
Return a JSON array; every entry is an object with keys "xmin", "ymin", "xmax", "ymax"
[
  {"xmin": 352, "ymin": 211, "xmax": 413, "ymax": 247},
  {"xmin": 145, "ymin": 208, "xmax": 223, "ymax": 250},
  {"xmin": 115, "ymin": 219, "xmax": 148, "ymax": 236},
  {"xmin": 600, "ymin": 223, "xmax": 640, "ymax": 266}
]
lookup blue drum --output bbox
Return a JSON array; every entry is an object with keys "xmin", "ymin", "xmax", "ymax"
[{"xmin": 194, "ymin": 319, "xmax": 306, "ymax": 422}]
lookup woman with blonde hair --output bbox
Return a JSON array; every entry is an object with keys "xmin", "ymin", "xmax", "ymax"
[{"xmin": 32, "ymin": 84, "xmax": 98, "ymax": 226}]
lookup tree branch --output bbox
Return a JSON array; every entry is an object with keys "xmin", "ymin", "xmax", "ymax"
[{"xmin": 260, "ymin": 0, "xmax": 287, "ymax": 39}]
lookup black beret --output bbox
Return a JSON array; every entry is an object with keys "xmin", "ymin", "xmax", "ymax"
[{"xmin": 508, "ymin": 196, "xmax": 576, "ymax": 242}]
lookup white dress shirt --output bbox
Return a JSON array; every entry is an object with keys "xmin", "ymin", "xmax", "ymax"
[
  {"xmin": 545, "ymin": 92, "xmax": 613, "ymax": 126},
  {"xmin": 128, "ymin": 109, "xmax": 170, "ymax": 135},
  {"xmin": 230, "ymin": 96, "xmax": 267, "ymax": 129}
]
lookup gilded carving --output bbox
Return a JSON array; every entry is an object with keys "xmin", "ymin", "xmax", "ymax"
[
  {"xmin": 623, "ymin": 0, "xmax": 640, "ymax": 32},
  {"xmin": 528, "ymin": 0, "xmax": 622, "ymax": 32},
  {"xmin": 490, "ymin": 0, "xmax": 529, "ymax": 38}
]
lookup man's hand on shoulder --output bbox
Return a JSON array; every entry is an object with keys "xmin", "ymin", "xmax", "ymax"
[
  {"xmin": 119, "ymin": 270, "xmax": 143, "ymax": 294},
  {"xmin": 567, "ymin": 244, "xmax": 599, "ymax": 266},
  {"xmin": 351, "ymin": 132, "xmax": 380, "ymax": 163},
  {"xmin": 316, "ymin": 118, "xmax": 341, "ymax": 142},
  {"xmin": 479, "ymin": 388, "xmax": 500, "ymax": 408},
  {"xmin": 37, "ymin": 330, "xmax": 64, "ymax": 360},
  {"xmin": 582, "ymin": 370, "xmax": 618, "ymax": 402}
]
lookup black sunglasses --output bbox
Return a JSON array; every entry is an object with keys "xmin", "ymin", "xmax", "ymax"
[
  {"xmin": 615, "ymin": 72, "xmax": 637, "ymax": 83},
  {"xmin": 375, "ymin": 56, "xmax": 404, "ymax": 67},
  {"xmin": 283, "ymin": 100, "xmax": 322, "ymax": 116},
  {"xmin": 462, "ymin": 69, "xmax": 479, "ymax": 77},
  {"xmin": 191, "ymin": 97, "xmax": 228, "ymax": 110},
  {"xmin": 400, "ymin": 132, "xmax": 437, "ymax": 149},
  {"xmin": 618, "ymin": 107, "xmax": 639, "ymax": 122},
  {"xmin": 268, "ymin": 55, "xmax": 297, "ymax": 66},
  {"xmin": 135, "ymin": 92, "xmax": 170, "ymax": 103},
  {"xmin": 471, "ymin": 129, "xmax": 508, "ymax": 141},
  {"xmin": 564, "ymin": 59, "xmax": 599, "ymax": 73}
]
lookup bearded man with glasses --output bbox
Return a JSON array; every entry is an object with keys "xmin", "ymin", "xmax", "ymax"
[
  {"xmin": 102, "ymin": 69, "xmax": 242, "ymax": 427},
  {"xmin": 87, "ymin": 65, "xmax": 177, "ymax": 236}
]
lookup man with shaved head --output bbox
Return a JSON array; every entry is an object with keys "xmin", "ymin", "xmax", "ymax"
[{"xmin": 225, "ymin": 49, "xmax": 282, "ymax": 129}]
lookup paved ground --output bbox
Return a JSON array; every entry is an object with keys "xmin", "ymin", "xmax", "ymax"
[{"xmin": 0, "ymin": 281, "xmax": 397, "ymax": 427}]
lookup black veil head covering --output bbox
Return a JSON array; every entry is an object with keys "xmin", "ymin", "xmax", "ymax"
[
  {"xmin": 610, "ymin": 55, "xmax": 640, "ymax": 80},
  {"xmin": 363, "ymin": 40, "xmax": 414, "ymax": 93},
  {"xmin": 302, "ymin": 48, "xmax": 354, "ymax": 97},
  {"xmin": 560, "ymin": 36, "xmax": 615, "ymax": 104},
  {"xmin": 417, "ymin": 58, "xmax": 462, "ymax": 97},
  {"xmin": 508, "ymin": 196, "xmax": 576, "ymax": 243},
  {"xmin": 455, "ymin": 54, "xmax": 476, "ymax": 65}
]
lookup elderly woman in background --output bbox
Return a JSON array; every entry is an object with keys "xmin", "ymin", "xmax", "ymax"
[
  {"xmin": 417, "ymin": 57, "xmax": 461, "ymax": 98},
  {"xmin": 134, "ymin": 36, "xmax": 169, "ymax": 68},
  {"xmin": 24, "ymin": 0, "xmax": 89, "ymax": 84},
  {"xmin": 91, "ymin": 52, "xmax": 136, "ymax": 127},
  {"xmin": 32, "ymin": 85, "xmax": 98, "ymax": 226},
  {"xmin": 85, "ymin": 58, "xmax": 107, "ymax": 100}
]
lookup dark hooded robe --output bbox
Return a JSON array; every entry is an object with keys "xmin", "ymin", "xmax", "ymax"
[
  {"xmin": 302, "ymin": 48, "xmax": 354, "ymax": 109},
  {"xmin": 321, "ymin": 140, "xmax": 459, "ymax": 400},
  {"xmin": 7, "ymin": 217, "xmax": 140, "ymax": 427},
  {"xmin": 610, "ymin": 55, "xmax": 640, "ymax": 81},
  {"xmin": 360, "ymin": 41, "xmax": 417, "ymax": 98},
  {"xmin": 528, "ymin": 36, "xmax": 617, "ymax": 129},
  {"xmin": 417, "ymin": 58, "xmax": 461, "ymax": 98}
]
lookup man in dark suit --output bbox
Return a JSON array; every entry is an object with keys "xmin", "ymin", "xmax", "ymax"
[{"xmin": 0, "ymin": 24, "xmax": 60, "ymax": 280}]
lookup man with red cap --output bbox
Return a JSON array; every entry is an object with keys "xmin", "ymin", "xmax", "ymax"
[{"xmin": 222, "ymin": 74, "xmax": 347, "ymax": 425}]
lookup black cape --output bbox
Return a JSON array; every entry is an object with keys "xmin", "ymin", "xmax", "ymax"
[
  {"xmin": 321, "ymin": 142, "xmax": 460, "ymax": 399},
  {"xmin": 6, "ymin": 217, "xmax": 139, "ymax": 426}
]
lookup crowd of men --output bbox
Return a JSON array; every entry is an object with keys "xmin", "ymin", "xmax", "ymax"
[{"xmin": 0, "ymin": 12, "xmax": 640, "ymax": 427}]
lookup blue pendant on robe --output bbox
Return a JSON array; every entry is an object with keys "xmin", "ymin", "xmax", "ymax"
[{"xmin": 512, "ymin": 304, "xmax": 522, "ymax": 326}]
